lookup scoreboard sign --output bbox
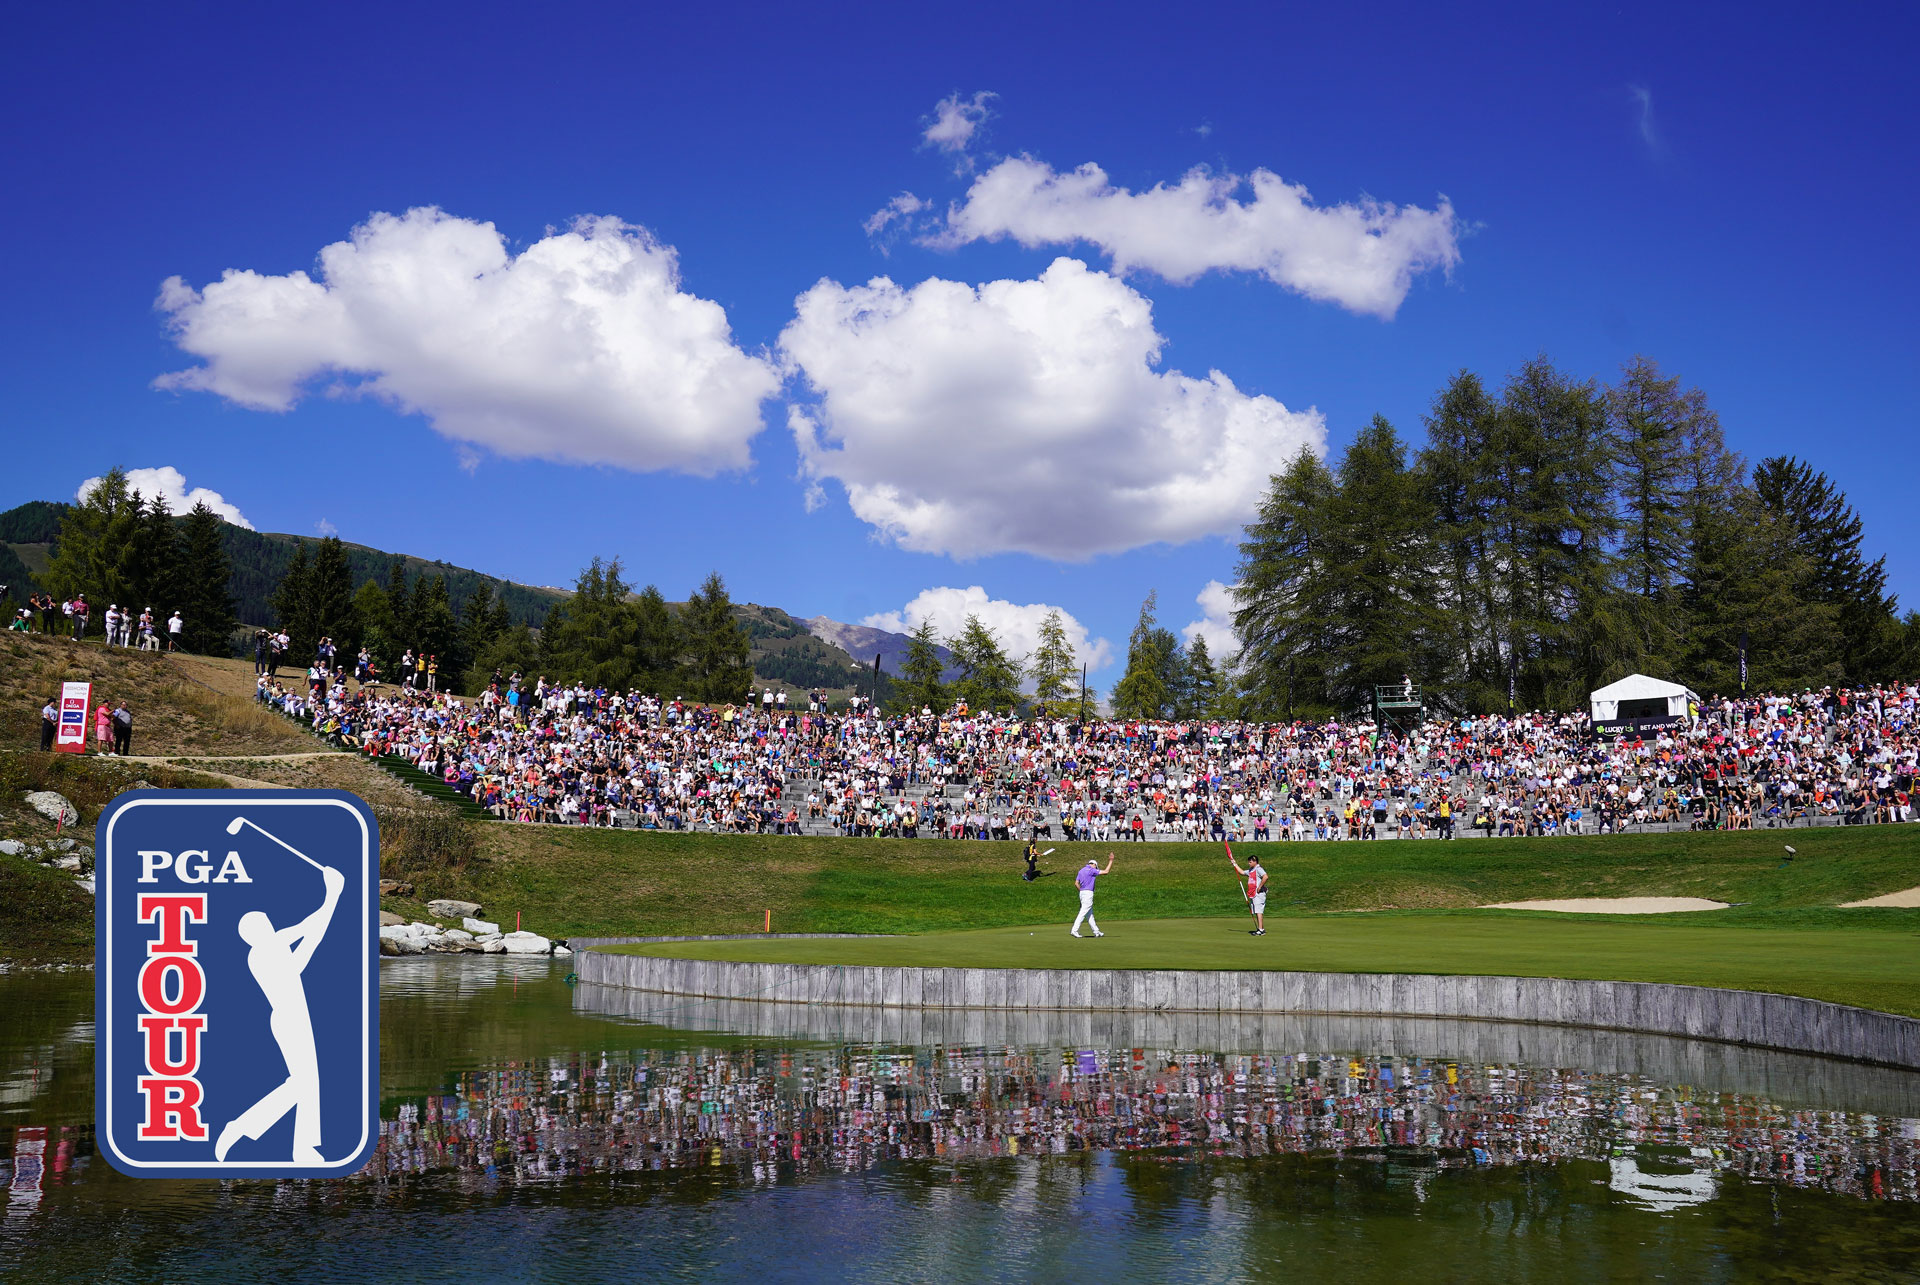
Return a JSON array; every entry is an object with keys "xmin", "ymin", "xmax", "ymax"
[
  {"xmin": 95, "ymin": 791, "xmax": 379, "ymax": 1179},
  {"xmin": 55, "ymin": 680, "xmax": 90, "ymax": 753}
]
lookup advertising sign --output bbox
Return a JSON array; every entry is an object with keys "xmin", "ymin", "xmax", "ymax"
[
  {"xmin": 55, "ymin": 681, "xmax": 91, "ymax": 753},
  {"xmin": 94, "ymin": 791, "xmax": 379, "ymax": 1179}
]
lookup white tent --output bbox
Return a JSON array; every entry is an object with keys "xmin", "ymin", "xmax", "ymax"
[{"xmin": 1589, "ymin": 673, "xmax": 1698, "ymax": 724}]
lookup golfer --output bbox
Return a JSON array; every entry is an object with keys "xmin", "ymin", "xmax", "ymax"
[
  {"xmin": 1227, "ymin": 844, "xmax": 1268, "ymax": 936},
  {"xmin": 1070, "ymin": 852, "xmax": 1115, "ymax": 937}
]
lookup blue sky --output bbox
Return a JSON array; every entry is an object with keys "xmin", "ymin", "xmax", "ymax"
[{"xmin": 3, "ymin": 2, "xmax": 1914, "ymax": 686}]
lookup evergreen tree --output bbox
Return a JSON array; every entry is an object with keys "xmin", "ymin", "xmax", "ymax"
[
  {"xmin": 539, "ymin": 558, "xmax": 638, "ymax": 688},
  {"xmin": 1417, "ymin": 371, "xmax": 1501, "ymax": 706},
  {"xmin": 270, "ymin": 541, "xmax": 318, "ymax": 660},
  {"xmin": 46, "ymin": 467, "xmax": 143, "ymax": 608},
  {"xmin": 630, "ymin": 584, "xmax": 681, "ymax": 694},
  {"xmin": 384, "ymin": 560, "xmax": 414, "ymax": 647},
  {"xmin": 129, "ymin": 491, "xmax": 180, "ymax": 618},
  {"xmin": 175, "ymin": 501, "xmax": 237, "ymax": 655},
  {"xmin": 1234, "ymin": 450, "xmax": 1340, "ymax": 717},
  {"xmin": 1181, "ymin": 634, "xmax": 1221, "ymax": 719},
  {"xmin": 459, "ymin": 581, "xmax": 510, "ymax": 668},
  {"xmin": 1683, "ymin": 492, "xmax": 1840, "ymax": 693},
  {"xmin": 897, "ymin": 620, "xmax": 948, "ymax": 713},
  {"xmin": 1027, "ymin": 609, "xmax": 1078, "ymax": 718},
  {"xmin": 947, "ymin": 614, "xmax": 1022, "ymax": 712},
  {"xmin": 309, "ymin": 536, "xmax": 359, "ymax": 658},
  {"xmin": 1111, "ymin": 591, "xmax": 1173, "ymax": 720},
  {"xmin": 410, "ymin": 574, "xmax": 458, "ymax": 675},
  {"xmin": 681, "ymin": 571, "xmax": 753, "ymax": 704},
  {"xmin": 1753, "ymin": 456, "xmax": 1897, "ymax": 681},
  {"xmin": 353, "ymin": 580, "xmax": 399, "ymax": 671}
]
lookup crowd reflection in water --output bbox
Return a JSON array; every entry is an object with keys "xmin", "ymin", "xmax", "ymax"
[{"xmin": 364, "ymin": 1043, "xmax": 1920, "ymax": 1204}]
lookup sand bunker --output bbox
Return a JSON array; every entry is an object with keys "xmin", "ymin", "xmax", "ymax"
[
  {"xmin": 1482, "ymin": 897, "xmax": 1730, "ymax": 914},
  {"xmin": 1839, "ymin": 887, "xmax": 1920, "ymax": 908}
]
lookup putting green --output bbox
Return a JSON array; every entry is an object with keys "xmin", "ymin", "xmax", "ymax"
[{"xmin": 607, "ymin": 912, "xmax": 1920, "ymax": 1018}]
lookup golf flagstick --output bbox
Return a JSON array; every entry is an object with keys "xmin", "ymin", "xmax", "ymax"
[{"xmin": 1224, "ymin": 837, "xmax": 1251, "ymax": 907}]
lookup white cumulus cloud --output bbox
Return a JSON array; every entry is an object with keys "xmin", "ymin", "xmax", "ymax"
[
  {"xmin": 78, "ymin": 466, "xmax": 253, "ymax": 529},
  {"xmin": 153, "ymin": 207, "xmax": 781, "ymax": 475},
  {"xmin": 923, "ymin": 91, "xmax": 995, "ymax": 153},
  {"xmin": 864, "ymin": 585, "xmax": 1113, "ymax": 671},
  {"xmin": 927, "ymin": 156, "xmax": 1460, "ymax": 318},
  {"xmin": 780, "ymin": 257, "xmax": 1325, "ymax": 560},
  {"xmin": 1180, "ymin": 579, "xmax": 1240, "ymax": 662}
]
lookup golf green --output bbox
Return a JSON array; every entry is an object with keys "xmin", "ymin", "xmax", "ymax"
[{"xmin": 607, "ymin": 911, "xmax": 1920, "ymax": 1018}]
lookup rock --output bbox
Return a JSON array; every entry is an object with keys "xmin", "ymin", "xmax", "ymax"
[
  {"xmin": 552, "ymin": 945, "xmax": 572, "ymax": 959},
  {"xmin": 53, "ymin": 855, "xmax": 82, "ymax": 871},
  {"xmin": 499, "ymin": 931, "xmax": 551, "ymax": 955},
  {"xmin": 379, "ymin": 911, "xmax": 404, "ymax": 927},
  {"xmin": 25, "ymin": 792, "xmax": 79, "ymax": 828},
  {"xmin": 443, "ymin": 929, "xmax": 474, "ymax": 942},
  {"xmin": 0, "ymin": 840, "xmax": 23, "ymax": 858},
  {"xmin": 379, "ymin": 936, "xmax": 403, "ymax": 956},
  {"xmin": 74, "ymin": 877, "xmax": 94, "ymax": 896},
  {"xmin": 480, "ymin": 938, "xmax": 506, "ymax": 953},
  {"xmin": 128, "ymin": 780, "xmax": 152, "ymax": 791},
  {"xmin": 379, "ymin": 879, "xmax": 414, "ymax": 897},
  {"xmin": 427, "ymin": 937, "xmax": 467, "ymax": 953},
  {"xmin": 462, "ymin": 917, "xmax": 500, "ymax": 936},
  {"xmin": 50, "ymin": 838, "xmax": 77, "ymax": 853},
  {"xmin": 426, "ymin": 898, "xmax": 482, "ymax": 919}
]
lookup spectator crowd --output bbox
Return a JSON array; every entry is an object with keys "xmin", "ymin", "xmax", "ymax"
[{"xmin": 248, "ymin": 650, "xmax": 1920, "ymax": 841}]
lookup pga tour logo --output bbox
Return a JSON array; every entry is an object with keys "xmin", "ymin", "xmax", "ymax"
[{"xmin": 95, "ymin": 791, "xmax": 379, "ymax": 1178}]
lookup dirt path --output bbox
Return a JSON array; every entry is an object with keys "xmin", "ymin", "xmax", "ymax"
[{"xmin": 115, "ymin": 752, "xmax": 348, "ymax": 763}]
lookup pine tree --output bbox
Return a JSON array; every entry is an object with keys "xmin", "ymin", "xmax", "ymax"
[
  {"xmin": 1181, "ymin": 634, "xmax": 1221, "ymax": 718},
  {"xmin": 353, "ymin": 580, "xmax": 399, "ymax": 671},
  {"xmin": 897, "ymin": 620, "xmax": 948, "ymax": 713},
  {"xmin": 459, "ymin": 581, "xmax": 510, "ymax": 669},
  {"xmin": 630, "ymin": 584, "xmax": 681, "ymax": 694},
  {"xmin": 681, "ymin": 571, "xmax": 753, "ymax": 704},
  {"xmin": 1417, "ymin": 371, "xmax": 1500, "ymax": 705},
  {"xmin": 129, "ymin": 491, "xmax": 180, "ymax": 619},
  {"xmin": 271, "ymin": 541, "xmax": 317, "ymax": 660},
  {"xmin": 384, "ymin": 560, "xmax": 414, "ymax": 648},
  {"xmin": 1753, "ymin": 456, "xmax": 1897, "ymax": 681},
  {"xmin": 1234, "ymin": 449, "xmax": 1340, "ymax": 718},
  {"xmin": 46, "ymin": 467, "xmax": 143, "ymax": 608},
  {"xmin": 411, "ymin": 574, "xmax": 458, "ymax": 675},
  {"xmin": 540, "ymin": 557, "xmax": 638, "ymax": 688},
  {"xmin": 1683, "ymin": 492, "xmax": 1840, "ymax": 693},
  {"xmin": 1027, "ymin": 609, "xmax": 1078, "ymax": 718},
  {"xmin": 1111, "ymin": 591, "xmax": 1172, "ymax": 720},
  {"xmin": 309, "ymin": 536, "xmax": 359, "ymax": 657},
  {"xmin": 175, "ymin": 501, "xmax": 237, "ymax": 654},
  {"xmin": 947, "ymin": 615, "xmax": 1022, "ymax": 712}
]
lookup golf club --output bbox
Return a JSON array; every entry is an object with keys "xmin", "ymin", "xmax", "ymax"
[
  {"xmin": 1041, "ymin": 848, "xmax": 1056, "ymax": 856},
  {"xmin": 227, "ymin": 815, "xmax": 329, "ymax": 874}
]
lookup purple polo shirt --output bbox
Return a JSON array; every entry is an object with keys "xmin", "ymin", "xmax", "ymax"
[{"xmin": 1076, "ymin": 863, "xmax": 1100, "ymax": 891}]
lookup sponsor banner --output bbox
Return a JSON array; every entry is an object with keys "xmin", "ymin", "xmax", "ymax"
[
  {"xmin": 95, "ymin": 790, "xmax": 379, "ymax": 1179},
  {"xmin": 56, "ymin": 681, "xmax": 91, "ymax": 753}
]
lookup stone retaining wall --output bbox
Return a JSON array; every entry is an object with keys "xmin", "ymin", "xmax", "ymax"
[{"xmin": 573, "ymin": 946, "xmax": 1920, "ymax": 1070}]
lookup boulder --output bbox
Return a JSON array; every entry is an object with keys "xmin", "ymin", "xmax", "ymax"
[
  {"xmin": 480, "ymin": 938, "xmax": 507, "ymax": 953},
  {"xmin": 49, "ymin": 838, "xmax": 76, "ymax": 853},
  {"xmin": 74, "ymin": 877, "xmax": 94, "ymax": 896},
  {"xmin": 0, "ymin": 839, "xmax": 24, "ymax": 858},
  {"xmin": 25, "ymin": 792, "xmax": 79, "ymax": 827},
  {"xmin": 499, "ymin": 931, "xmax": 551, "ymax": 955},
  {"xmin": 379, "ymin": 911, "xmax": 404, "ymax": 927},
  {"xmin": 379, "ymin": 879, "xmax": 414, "ymax": 897},
  {"xmin": 53, "ymin": 855, "xmax": 83, "ymax": 872},
  {"xmin": 462, "ymin": 917, "xmax": 500, "ymax": 936},
  {"xmin": 552, "ymin": 944, "xmax": 573, "ymax": 959},
  {"xmin": 379, "ymin": 936, "xmax": 402, "ymax": 956},
  {"xmin": 443, "ymin": 929, "xmax": 474, "ymax": 942},
  {"xmin": 426, "ymin": 898, "xmax": 482, "ymax": 919}
]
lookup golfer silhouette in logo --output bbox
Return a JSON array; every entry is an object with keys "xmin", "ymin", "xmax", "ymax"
[{"xmin": 214, "ymin": 816, "xmax": 345, "ymax": 1164}]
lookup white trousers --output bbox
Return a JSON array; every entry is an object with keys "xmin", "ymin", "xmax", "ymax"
[{"xmin": 1071, "ymin": 888, "xmax": 1099, "ymax": 935}]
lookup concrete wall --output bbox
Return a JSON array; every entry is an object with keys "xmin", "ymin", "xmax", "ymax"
[{"xmin": 573, "ymin": 946, "xmax": 1920, "ymax": 1071}]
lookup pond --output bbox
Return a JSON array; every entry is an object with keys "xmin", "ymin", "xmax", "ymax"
[{"xmin": 5, "ymin": 959, "xmax": 1919, "ymax": 1282}]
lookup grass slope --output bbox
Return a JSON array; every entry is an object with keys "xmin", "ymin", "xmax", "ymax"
[{"xmin": 608, "ymin": 914, "xmax": 1920, "ymax": 1018}]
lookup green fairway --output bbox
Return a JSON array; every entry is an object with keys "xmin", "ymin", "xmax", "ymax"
[
  {"xmin": 607, "ymin": 912, "xmax": 1920, "ymax": 1018},
  {"xmin": 432, "ymin": 819, "xmax": 1920, "ymax": 947}
]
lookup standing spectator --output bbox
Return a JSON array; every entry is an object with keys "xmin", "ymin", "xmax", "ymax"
[
  {"xmin": 112, "ymin": 700, "xmax": 133, "ymax": 756},
  {"xmin": 427, "ymin": 655, "xmax": 439, "ymax": 693},
  {"xmin": 40, "ymin": 696, "xmax": 57, "ymax": 751},
  {"xmin": 93, "ymin": 698, "xmax": 112, "ymax": 752},
  {"xmin": 104, "ymin": 604, "xmax": 122, "ymax": 647},
  {"xmin": 68, "ymin": 593, "xmax": 89, "ymax": 640},
  {"xmin": 138, "ymin": 608, "xmax": 158, "ymax": 651},
  {"xmin": 167, "ymin": 609, "xmax": 184, "ymax": 652},
  {"xmin": 253, "ymin": 629, "xmax": 270, "ymax": 674}
]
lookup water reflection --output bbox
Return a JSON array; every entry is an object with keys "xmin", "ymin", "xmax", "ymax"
[
  {"xmin": 6, "ymin": 960, "xmax": 1920, "ymax": 1284},
  {"xmin": 364, "ymin": 1035, "xmax": 1920, "ymax": 1208}
]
